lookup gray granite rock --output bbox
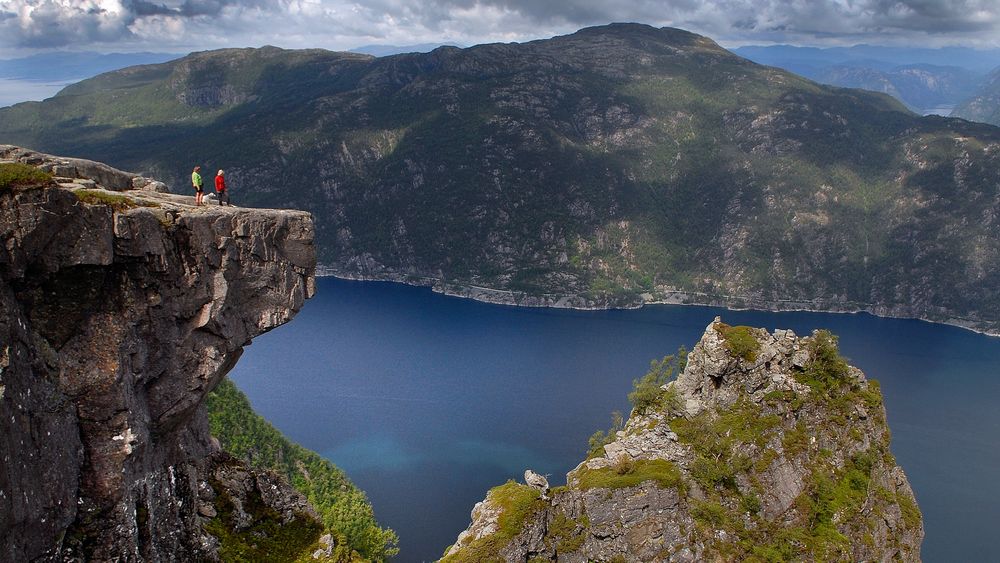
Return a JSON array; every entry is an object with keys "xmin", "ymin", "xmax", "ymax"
[{"xmin": 1, "ymin": 145, "xmax": 139, "ymax": 191}]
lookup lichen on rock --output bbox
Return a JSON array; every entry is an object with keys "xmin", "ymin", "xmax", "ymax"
[{"xmin": 443, "ymin": 317, "xmax": 923, "ymax": 562}]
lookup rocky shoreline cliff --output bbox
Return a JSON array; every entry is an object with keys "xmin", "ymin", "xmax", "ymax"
[
  {"xmin": 0, "ymin": 147, "xmax": 320, "ymax": 560},
  {"xmin": 444, "ymin": 319, "xmax": 923, "ymax": 561}
]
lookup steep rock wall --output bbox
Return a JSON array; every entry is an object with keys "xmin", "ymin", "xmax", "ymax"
[{"xmin": 0, "ymin": 151, "xmax": 315, "ymax": 561}]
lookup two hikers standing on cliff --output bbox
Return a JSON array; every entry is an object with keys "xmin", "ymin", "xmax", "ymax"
[{"xmin": 192, "ymin": 165, "xmax": 231, "ymax": 206}]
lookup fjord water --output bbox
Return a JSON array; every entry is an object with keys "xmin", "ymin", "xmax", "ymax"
[{"xmin": 229, "ymin": 277, "xmax": 999, "ymax": 562}]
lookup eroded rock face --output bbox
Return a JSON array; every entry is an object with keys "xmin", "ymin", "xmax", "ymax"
[
  {"xmin": 444, "ymin": 318, "xmax": 923, "ymax": 562},
  {"xmin": 0, "ymin": 151, "xmax": 316, "ymax": 561}
]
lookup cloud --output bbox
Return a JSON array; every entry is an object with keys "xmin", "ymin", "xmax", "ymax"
[
  {"xmin": 0, "ymin": 0, "xmax": 998, "ymax": 55},
  {"xmin": 0, "ymin": 0, "xmax": 270, "ymax": 49},
  {"xmin": 436, "ymin": 0, "xmax": 1000, "ymax": 44},
  {"xmin": 0, "ymin": 1, "xmax": 136, "ymax": 48}
]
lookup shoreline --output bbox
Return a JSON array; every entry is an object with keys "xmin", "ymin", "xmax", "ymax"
[{"xmin": 317, "ymin": 268, "xmax": 1000, "ymax": 338}]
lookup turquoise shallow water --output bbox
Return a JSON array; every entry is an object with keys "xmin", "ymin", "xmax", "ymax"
[{"xmin": 229, "ymin": 277, "xmax": 1000, "ymax": 562}]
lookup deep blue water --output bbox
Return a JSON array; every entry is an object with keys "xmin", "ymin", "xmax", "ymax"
[{"xmin": 229, "ymin": 277, "xmax": 1000, "ymax": 562}]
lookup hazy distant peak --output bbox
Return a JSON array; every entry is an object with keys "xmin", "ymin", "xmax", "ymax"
[{"xmin": 350, "ymin": 43, "xmax": 462, "ymax": 57}]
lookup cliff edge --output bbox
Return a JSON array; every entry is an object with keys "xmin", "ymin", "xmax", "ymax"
[
  {"xmin": 444, "ymin": 319, "xmax": 923, "ymax": 561},
  {"xmin": 0, "ymin": 147, "xmax": 317, "ymax": 560}
]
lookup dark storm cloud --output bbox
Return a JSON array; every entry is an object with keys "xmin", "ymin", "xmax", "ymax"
[
  {"xmin": 131, "ymin": 0, "xmax": 268, "ymax": 18},
  {"xmin": 866, "ymin": 0, "xmax": 998, "ymax": 33},
  {"xmin": 131, "ymin": 1, "xmax": 180, "ymax": 16}
]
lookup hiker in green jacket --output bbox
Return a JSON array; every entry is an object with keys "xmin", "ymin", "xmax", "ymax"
[{"xmin": 192, "ymin": 165, "xmax": 204, "ymax": 206}]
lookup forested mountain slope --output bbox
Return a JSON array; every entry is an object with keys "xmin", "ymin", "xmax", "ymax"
[{"xmin": 3, "ymin": 24, "xmax": 1000, "ymax": 332}]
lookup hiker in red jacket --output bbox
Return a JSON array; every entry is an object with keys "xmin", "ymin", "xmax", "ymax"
[{"xmin": 215, "ymin": 169, "xmax": 230, "ymax": 206}]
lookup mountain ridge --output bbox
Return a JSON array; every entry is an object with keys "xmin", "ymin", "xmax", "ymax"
[
  {"xmin": 3, "ymin": 23, "xmax": 1000, "ymax": 334},
  {"xmin": 952, "ymin": 67, "xmax": 1000, "ymax": 126}
]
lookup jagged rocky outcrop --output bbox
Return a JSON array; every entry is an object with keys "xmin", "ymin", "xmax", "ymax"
[
  {"xmin": 0, "ymin": 147, "xmax": 317, "ymax": 560},
  {"xmin": 444, "ymin": 319, "xmax": 923, "ymax": 562}
]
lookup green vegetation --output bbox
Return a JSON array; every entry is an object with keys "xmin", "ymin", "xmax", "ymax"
[
  {"xmin": 74, "ymin": 189, "xmax": 140, "ymax": 211},
  {"xmin": 781, "ymin": 422, "xmax": 810, "ymax": 457},
  {"xmin": 797, "ymin": 330, "xmax": 850, "ymax": 393},
  {"xmin": 574, "ymin": 458, "xmax": 686, "ymax": 492},
  {"xmin": 0, "ymin": 162, "xmax": 50, "ymax": 190},
  {"xmin": 795, "ymin": 330, "xmax": 884, "ymax": 426},
  {"xmin": 671, "ymin": 398, "xmax": 780, "ymax": 493},
  {"xmin": 666, "ymin": 329, "xmax": 920, "ymax": 561},
  {"xmin": 440, "ymin": 481, "xmax": 544, "ymax": 563},
  {"xmin": 691, "ymin": 500, "xmax": 728, "ymax": 529},
  {"xmin": 897, "ymin": 489, "xmax": 923, "ymax": 530},
  {"xmin": 544, "ymin": 512, "xmax": 589, "ymax": 554},
  {"xmin": 790, "ymin": 451, "xmax": 875, "ymax": 558},
  {"xmin": 206, "ymin": 379, "xmax": 398, "ymax": 561},
  {"xmin": 586, "ymin": 411, "xmax": 623, "ymax": 459},
  {"xmin": 587, "ymin": 347, "xmax": 687, "ymax": 459},
  {"xmin": 715, "ymin": 323, "xmax": 761, "ymax": 362},
  {"xmin": 204, "ymin": 473, "xmax": 324, "ymax": 563},
  {"xmin": 628, "ymin": 348, "xmax": 687, "ymax": 415}
]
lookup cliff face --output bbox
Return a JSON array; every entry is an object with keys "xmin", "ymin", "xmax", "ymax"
[
  {"xmin": 444, "ymin": 319, "xmax": 923, "ymax": 562},
  {"xmin": 0, "ymin": 148, "xmax": 316, "ymax": 560}
]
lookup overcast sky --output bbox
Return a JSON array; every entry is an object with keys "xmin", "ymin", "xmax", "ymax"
[{"xmin": 2, "ymin": 0, "xmax": 1000, "ymax": 57}]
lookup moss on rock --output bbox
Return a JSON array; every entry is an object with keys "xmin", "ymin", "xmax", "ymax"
[
  {"xmin": 0, "ymin": 162, "xmax": 51, "ymax": 190},
  {"xmin": 715, "ymin": 323, "xmax": 761, "ymax": 362},
  {"xmin": 441, "ymin": 481, "xmax": 544, "ymax": 563},
  {"xmin": 575, "ymin": 459, "xmax": 686, "ymax": 492}
]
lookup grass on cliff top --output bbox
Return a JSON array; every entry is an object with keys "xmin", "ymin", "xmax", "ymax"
[
  {"xmin": 441, "ymin": 481, "xmax": 545, "ymax": 563},
  {"xmin": 575, "ymin": 458, "xmax": 686, "ymax": 492},
  {"xmin": 0, "ymin": 162, "xmax": 51, "ymax": 190},
  {"xmin": 206, "ymin": 378, "xmax": 399, "ymax": 561},
  {"xmin": 74, "ymin": 189, "xmax": 141, "ymax": 211},
  {"xmin": 796, "ymin": 330, "xmax": 884, "ymax": 423},
  {"xmin": 715, "ymin": 322, "xmax": 761, "ymax": 362}
]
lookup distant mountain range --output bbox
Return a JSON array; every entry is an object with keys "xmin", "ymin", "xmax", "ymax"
[
  {"xmin": 731, "ymin": 44, "xmax": 1000, "ymax": 74},
  {"xmin": 810, "ymin": 64, "xmax": 980, "ymax": 114},
  {"xmin": 0, "ymin": 51, "xmax": 178, "ymax": 82},
  {"xmin": 3, "ymin": 24, "xmax": 1000, "ymax": 333},
  {"xmin": 952, "ymin": 68, "xmax": 1000, "ymax": 126},
  {"xmin": 0, "ymin": 51, "xmax": 179, "ymax": 107},
  {"xmin": 732, "ymin": 45, "xmax": 1000, "ymax": 114},
  {"xmin": 349, "ymin": 43, "xmax": 462, "ymax": 57}
]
